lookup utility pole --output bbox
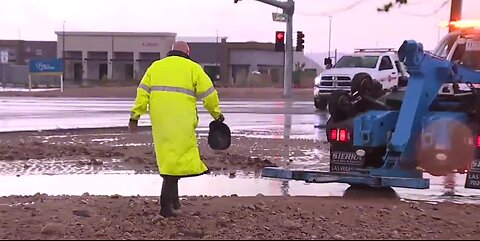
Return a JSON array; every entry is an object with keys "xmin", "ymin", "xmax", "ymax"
[
  {"xmin": 328, "ymin": 16, "xmax": 332, "ymax": 59},
  {"xmin": 62, "ymin": 21, "xmax": 66, "ymax": 81},
  {"xmin": 449, "ymin": 0, "xmax": 462, "ymax": 33},
  {"xmin": 334, "ymin": 49, "xmax": 338, "ymax": 65},
  {"xmin": 215, "ymin": 29, "xmax": 220, "ymax": 82},
  {"xmin": 234, "ymin": 0, "xmax": 295, "ymax": 98}
]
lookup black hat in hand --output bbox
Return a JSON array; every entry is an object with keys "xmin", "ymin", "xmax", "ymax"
[{"xmin": 208, "ymin": 120, "xmax": 231, "ymax": 150}]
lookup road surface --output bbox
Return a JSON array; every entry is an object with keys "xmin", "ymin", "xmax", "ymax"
[{"xmin": 0, "ymin": 97, "xmax": 329, "ymax": 139}]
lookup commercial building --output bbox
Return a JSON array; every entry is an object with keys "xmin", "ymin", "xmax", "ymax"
[
  {"xmin": 221, "ymin": 40, "xmax": 321, "ymax": 87},
  {"xmin": 0, "ymin": 40, "xmax": 57, "ymax": 87},
  {"xmin": 176, "ymin": 36, "xmax": 225, "ymax": 83},
  {"xmin": 54, "ymin": 31, "xmax": 321, "ymax": 87},
  {"xmin": 56, "ymin": 31, "xmax": 176, "ymax": 84},
  {"xmin": 179, "ymin": 36, "xmax": 321, "ymax": 87},
  {"xmin": 0, "ymin": 40, "xmax": 56, "ymax": 65}
]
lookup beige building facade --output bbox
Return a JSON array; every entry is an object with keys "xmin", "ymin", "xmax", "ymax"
[
  {"xmin": 54, "ymin": 31, "xmax": 322, "ymax": 87},
  {"xmin": 55, "ymin": 32, "xmax": 176, "ymax": 83}
]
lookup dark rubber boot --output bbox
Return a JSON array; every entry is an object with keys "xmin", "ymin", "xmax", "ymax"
[
  {"xmin": 172, "ymin": 178, "xmax": 181, "ymax": 210},
  {"xmin": 160, "ymin": 177, "xmax": 181, "ymax": 217},
  {"xmin": 173, "ymin": 196, "xmax": 181, "ymax": 210},
  {"xmin": 160, "ymin": 195, "xmax": 179, "ymax": 218}
]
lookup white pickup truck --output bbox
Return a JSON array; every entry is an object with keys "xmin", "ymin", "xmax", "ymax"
[{"xmin": 313, "ymin": 49, "xmax": 408, "ymax": 110}]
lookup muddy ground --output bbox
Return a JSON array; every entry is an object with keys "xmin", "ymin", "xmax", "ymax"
[
  {"xmin": 0, "ymin": 86, "xmax": 312, "ymax": 101},
  {"xmin": 1, "ymin": 128, "xmax": 479, "ymax": 240},
  {"xmin": 0, "ymin": 127, "xmax": 328, "ymax": 175},
  {"xmin": 1, "ymin": 194, "xmax": 479, "ymax": 240}
]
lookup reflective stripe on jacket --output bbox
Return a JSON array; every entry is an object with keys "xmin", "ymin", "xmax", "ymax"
[{"xmin": 130, "ymin": 50, "xmax": 222, "ymax": 177}]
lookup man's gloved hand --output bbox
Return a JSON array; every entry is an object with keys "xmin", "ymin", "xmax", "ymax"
[
  {"xmin": 217, "ymin": 114, "xmax": 225, "ymax": 123},
  {"xmin": 128, "ymin": 119, "xmax": 138, "ymax": 133}
]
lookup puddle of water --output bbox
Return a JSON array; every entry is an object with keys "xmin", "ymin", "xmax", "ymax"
[
  {"xmin": 91, "ymin": 138, "xmax": 119, "ymax": 142},
  {"xmin": 1, "ymin": 172, "xmax": 480, "ymax": 204},
  {"xmin": 41, "ymin": 135, "xmax": 69, "ymax": 139},
  {"xmin": 0, "ymin": 158, "xmax": 133, "ymax": 176},
  {"xmin": 230, "ymin": 127, "xmax": 325, "ymax": 141},
  {"xmin": 0, "ymin": 202, "xmax": 35, "ymax": 207},
  {"xmin": 0, "ymin": 88, "xmax": 60, "ymax": 92},
  {"xmin": 258, "ymin": 147, "xmax": 330, "ymax": 171},
  {"xmin": 112, "ymin": 143, "xmax": 150, "ymax": 147}
]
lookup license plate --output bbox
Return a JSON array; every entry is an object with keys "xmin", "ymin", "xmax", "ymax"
[
  {"xmin": 330, "ymin": 151, "xmax": 365, "ymax": 165},
  {"xmin": 465, "ymin": 160, "xmax": 480, "ymax": 189},
  {"xmin": 330, "ymin": 151, "xmax": 365, "ymax": 173},
  {"xmin": 330, "ymin": 163, "xmax": 362, "ymax": 173}
]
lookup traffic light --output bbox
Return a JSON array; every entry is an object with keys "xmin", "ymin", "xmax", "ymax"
[
  {"xmin": 275, "ymin": 31, "xmax": 285, "ymax": 52},
  {"xmin": 296, "ymin": 31, "xmax": 305, "ymax": 52}
]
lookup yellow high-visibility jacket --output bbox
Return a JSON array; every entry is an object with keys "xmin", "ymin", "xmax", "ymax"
[{"xmin": 130, "ymin": 50, "xmax": 222, "ymax": 177}]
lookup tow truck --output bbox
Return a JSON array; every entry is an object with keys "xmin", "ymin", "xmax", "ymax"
[{"xmin": 263, "ymin": 24, "xmax": 480, "ymax": 190}]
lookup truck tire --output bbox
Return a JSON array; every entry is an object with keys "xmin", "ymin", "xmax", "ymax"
[
  {"xmin": 328, "ymin": 90, "xmax": 353, "ymax": 122},
  {"xmin": 314, "ymin": 96, "xmax": 328, "ymax": 111},
  {"xmin": 344, "ymin": 185, "xmax": 397, "ymax": 199},
  {"xmin": 351, "ymin": 73, "xmax": 384, "ymax": 98},
  {"xmin": 398, "ymin": 76, "xmax": 408, "ymax": 87},
  {"xmin": 351, "ymin": 73, "xmax": 374, "ymax": 96}
]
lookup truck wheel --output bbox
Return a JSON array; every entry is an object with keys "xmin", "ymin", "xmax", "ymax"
[
  {"xmin": 314, "ymin": 96, "xmax": 328, "ymax": 110},
  {"xmin": 344, "ymin": 185, "xmax": 397, "ymax": 199},
  {"xmin": 351, "ymin": 73, "xmax": 383, "ymax": 98},
  {"xmin": 351, "ymin": 73, "xmax": 374, "ymax": 96},
  {"xmin": 328, "ymin": 90, "xmax": 352, "ymax": 122},
  {"xmin": 398, "ymin": 76, "xmax": 408, "ymax": 87}
]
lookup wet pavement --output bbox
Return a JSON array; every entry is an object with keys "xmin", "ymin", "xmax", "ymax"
[
  {"xmin": 0, "ymin": 87, "xmax": 58, "ymax": 92},
  {"xmin": 1, "ymin": 171, "xmax": 480, "ymax": 204},
  {"xmin": 2, "ymin": 96, "xmax": 480, "ymax": 204},
  {"xmin": 0, "ymin": 149, "xmax": 479, "ymax": 205},
  {"xmin": 0, "ymin": 97, "xmax": 328, "ymax": 139}
]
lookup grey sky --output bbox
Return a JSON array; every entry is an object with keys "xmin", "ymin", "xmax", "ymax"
[{"xmin": 1, "ymin": 0, "xmax": 479, "ymax": 53}]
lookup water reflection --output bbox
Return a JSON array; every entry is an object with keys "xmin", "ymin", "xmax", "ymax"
[
  {"xmin": 0, "ymin": 98, "xmax": 319, "ymax": 134},
  {"xmin": 314, "ymin": 112, "xmax": 329, "ymax": 141},
  {"xmin": 281, "ymin": 180, "xmax": 290, "ymax": 196},
  {"xmin": 283, "ymin": 100, "xmax": 293, "ymax": 140},
  {"xmin": 314, "ymin": 112, "xmax": 329, "ymax": 129},
  {"xmin": 1, "ymin": 172, "xmax": 480, "ymax": 204}
]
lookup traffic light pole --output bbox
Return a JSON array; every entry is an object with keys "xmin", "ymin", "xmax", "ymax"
[
  {"xmin": 235, "ymin": 0, "xmax": 295, "ymax": 98},
  {"xmin": 284, "ymin": 7, "xmax": 293, "ymax": 98}
]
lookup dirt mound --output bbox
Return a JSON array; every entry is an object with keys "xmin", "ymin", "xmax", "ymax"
[
  {"xmin": 0, "ymin": 136, "xmax": 280, "ymax": 175},
  {"xmin": 0, "ymin": 141, "xmax": 124, "ymax": 161},
  {"xmin": 203, "ymin": 153, "xmax": 277, "ymax": 172},
  {"xmin": 0, "ymin": 129, "xmax": 321, "ymax": 175},
  {"xmin": 121, "ymin": 153, "xmax": 278, "ymax": 173}
]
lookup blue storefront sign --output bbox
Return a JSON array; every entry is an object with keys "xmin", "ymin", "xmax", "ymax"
[{"xmin": 29, "ymin": 58, "xmax": 64, "ymax": 75}]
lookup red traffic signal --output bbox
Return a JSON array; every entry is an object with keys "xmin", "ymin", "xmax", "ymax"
[
  {"xmin": 276, "ymin": 31, "xmax": 285, "ymax": 41},
  {"xmin": 275, "ymin": 31, "xmax": 285, "ymax": 52}
]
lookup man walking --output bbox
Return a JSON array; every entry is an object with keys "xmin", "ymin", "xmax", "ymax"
[{"xmin": 128, "ymin": 41, "xmax": 224, "ymax": 217}]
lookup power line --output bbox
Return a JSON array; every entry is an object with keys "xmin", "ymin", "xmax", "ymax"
[
  {"xmin": 296, "ymin": 0, "xmax": 370, "ymax": 17},
  {"xmin": 398, "ymin": 0, "xmax": 450, "ymax": 17},
  {"xmin": 296, "ymin": 0, "xmax": 446, "ymax": 17},
  {"xmin": 393, "ymin": 0, "xmax": 425, "ymax": 5}
]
